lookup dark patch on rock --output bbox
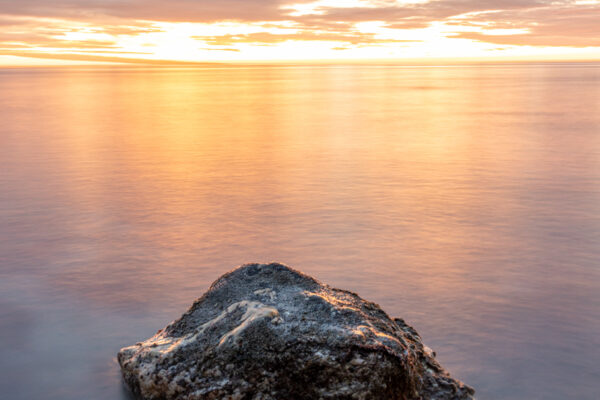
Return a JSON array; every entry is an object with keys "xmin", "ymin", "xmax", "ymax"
[{"xmin": 118, "ymin": 263, "xmax": 475, "ymax": 399}]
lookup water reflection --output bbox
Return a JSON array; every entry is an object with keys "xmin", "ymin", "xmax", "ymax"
[{"xmin": 0, "ymin": 64, "xmax": 599, "ymax": 399}]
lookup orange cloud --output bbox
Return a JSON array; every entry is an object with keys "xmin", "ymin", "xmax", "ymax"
[{"xmin": 0, "ymin": 0, "xmax": 598, "ymax": 64}]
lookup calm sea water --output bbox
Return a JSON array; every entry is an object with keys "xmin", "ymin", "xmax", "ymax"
[{"xmin": 0, "ymin": 64, "xmax": 599, "ymax": 399}]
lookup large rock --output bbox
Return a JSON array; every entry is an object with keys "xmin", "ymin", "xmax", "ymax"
[{"xmin": 118, "ymin": 263, "xmax": 474, "ymax": 399}]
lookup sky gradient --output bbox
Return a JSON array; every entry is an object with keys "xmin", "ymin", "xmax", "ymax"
[{"xmin": 0, "ymin": 0, "xmax": 599, "ymax": 64}]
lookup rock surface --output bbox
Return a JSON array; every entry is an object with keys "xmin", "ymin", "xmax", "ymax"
[{"xmin": 118, "ymin": 263, "xmax": 475, "ymax": 399}]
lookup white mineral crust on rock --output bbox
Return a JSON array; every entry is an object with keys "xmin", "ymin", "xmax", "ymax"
[{"xmin": 118, "ymin": 263, "xmax": 475, "ymax": 400}]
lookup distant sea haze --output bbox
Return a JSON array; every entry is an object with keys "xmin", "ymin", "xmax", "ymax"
[{"xmin": 0, "ymin": 63, "xmax": 599, "ymax": 399}]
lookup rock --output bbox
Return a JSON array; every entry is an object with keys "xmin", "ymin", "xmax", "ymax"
[{"xmin": 118, "ymin": 263, "xmax": 475, "ymax": 400}]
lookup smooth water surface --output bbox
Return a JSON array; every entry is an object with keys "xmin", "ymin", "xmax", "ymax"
[{"xmin": 1, "ymin": 64, "xmax": 599, "ymax": 399}]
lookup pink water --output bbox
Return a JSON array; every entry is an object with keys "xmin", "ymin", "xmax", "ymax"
[{"xmin": 1, "ymin": 64, "xmax": 599, "ymax": 399}]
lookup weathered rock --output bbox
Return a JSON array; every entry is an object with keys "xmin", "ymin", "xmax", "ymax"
[{"xmin": 118, "ymin": 263, "xmax": 474, "ymax": 400}]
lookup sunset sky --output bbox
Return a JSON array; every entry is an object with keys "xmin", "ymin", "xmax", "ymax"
[{"xmin": 0, "ymin": 0, "xmax": 599, "ymax": 65}]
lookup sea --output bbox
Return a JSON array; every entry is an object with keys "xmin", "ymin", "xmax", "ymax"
[{"xmin": 0, "ymin": 63, "xmax": 599, "ymax": 399}]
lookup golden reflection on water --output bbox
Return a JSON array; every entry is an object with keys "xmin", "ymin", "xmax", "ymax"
[{"xmin": 0, "ymin": 65, "xmax": 599, "ymax": 400}]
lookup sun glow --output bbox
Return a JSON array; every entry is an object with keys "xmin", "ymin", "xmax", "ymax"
[
  {"xmin": 0, "ymin": 0, "xmax": 598, "ymax": 65},
  {"xmin": 283, "ymin": 0, "xmax": 431, "ymax": 16}
]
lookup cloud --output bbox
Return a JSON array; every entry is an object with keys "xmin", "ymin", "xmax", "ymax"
[
  {"xmin": 449, "ymin": 4, "xmax": 600, "ymax": 47},
  {"xmin": 193, "ymin": 31, "xmax": 422, "ymax": 47},
  {"xmin": 0, "ymin": 0, "xmax": 308, "ymax": 22},
  {"xmin": 0, "ymin": 0, "xmax": 598, "ymax": 62},
  {"xmin": 0, "ymin": 0, "xmax": 566, "ymax": 23},
  {"xmin": 0, "ymin": 49, "xmax": 220, "ymax": 64}
]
